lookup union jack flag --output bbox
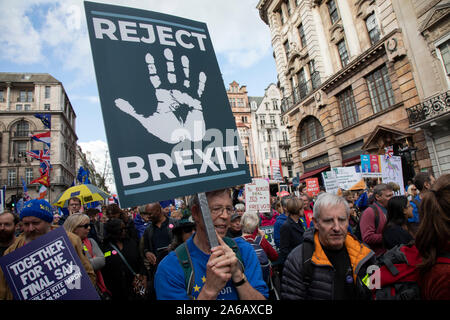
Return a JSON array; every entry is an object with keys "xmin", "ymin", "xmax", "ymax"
[{"xmin": 26, "ymin": 149, "xmax": 50, "ymax": 162}]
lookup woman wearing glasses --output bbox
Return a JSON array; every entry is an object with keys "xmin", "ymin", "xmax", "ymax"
[{"xmin": 63, "ymin": 213, "xmax": 111, "ymax": 299}]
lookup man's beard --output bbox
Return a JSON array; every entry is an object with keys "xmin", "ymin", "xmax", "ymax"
[{"xmin": 0, "ymin": 230, "xmax": 15, "ymax": 243}]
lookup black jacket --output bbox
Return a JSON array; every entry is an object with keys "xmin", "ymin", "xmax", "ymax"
[
  {"xmin": 281, "ymin": 228, "xmax": 375, "ymax": 300},
  {"xmin": 279, "ymin": 216, "xmax": 305, "ymax": 264}
]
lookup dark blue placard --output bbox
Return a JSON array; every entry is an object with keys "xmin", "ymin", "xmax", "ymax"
[
  {"xmin": 84, "ymin": 1, "xmax": 251, "ymax": 208},
  {"xmin": 0, "ymin": 227, "xmax": 99, "ymax": 300}
]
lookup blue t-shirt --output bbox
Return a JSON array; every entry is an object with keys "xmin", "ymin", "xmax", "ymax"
[{"xmin": 154, "ymin": 235, "xmax": 269, "ymax": 300}]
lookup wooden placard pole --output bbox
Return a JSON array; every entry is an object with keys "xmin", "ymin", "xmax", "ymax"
[{"xmin": 198, "ymin": 192, "xmax": 219, "ymax": 248}]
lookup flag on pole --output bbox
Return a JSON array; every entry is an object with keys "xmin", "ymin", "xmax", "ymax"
[
  {"xmin": 21, "ymin": 177, "xmax": 31, "ymax": 201},
  {"xmin": 30, "ymin": 172, "xmax": 50, "ymax": 187},
  {"xmin": 38, "ymin": 185, "xmax": 47, "ymax": 200},
  {"xmin": 33, "ymin": 113, "xmax": 51, "ymax": 129},
  {"xmin": 26, "ymin": 149, "xmax": 50, "ymax": 165},
  {"xmin": 30, "ymin": 131, "xmax": 51, "ymax": 147},
  {"xmin": 39, "ymin": 161, "xmax": 52, "ymax": 176}
]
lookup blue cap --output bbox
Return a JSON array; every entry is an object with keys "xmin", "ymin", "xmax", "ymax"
[{"xmin": 20, "ymin": 199, "xmax": 54, "ymax": 223}]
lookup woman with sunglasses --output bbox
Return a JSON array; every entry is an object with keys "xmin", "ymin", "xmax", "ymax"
[{"xmin": 63, "ymin": 213, "xmax": 111, "ymax": 299}]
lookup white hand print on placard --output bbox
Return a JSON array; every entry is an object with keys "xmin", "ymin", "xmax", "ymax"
[{"xmin": 115, "ymin": 48, "xmax": 207, "ymax": 144}]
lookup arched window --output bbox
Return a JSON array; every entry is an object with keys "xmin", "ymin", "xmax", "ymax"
[{"xmin": 299, "ymin": 116, "xmax": 324, "ymax": 147}]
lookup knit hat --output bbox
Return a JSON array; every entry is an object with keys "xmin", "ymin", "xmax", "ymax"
[{"xmin": 20, "ymin": 199, "xmax": 54, "ymax": 223}]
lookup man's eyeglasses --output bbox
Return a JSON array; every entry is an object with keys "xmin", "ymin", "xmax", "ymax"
[
  {"xmin": 210, "ymin": 206, "xmax": 234, "ymax": 216},
  {"xmin": 77, "ymin": 223, "xmax": 90, "ymax": 229}
]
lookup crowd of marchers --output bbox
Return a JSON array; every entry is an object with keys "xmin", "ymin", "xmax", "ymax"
[{"xmin": 0, "ymin": 172, "xmax": 448, "ymax": 300}]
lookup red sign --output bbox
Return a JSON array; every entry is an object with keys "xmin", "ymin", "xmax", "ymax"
[
  {"xmin": 370, "ymin": 155, "xmax": 380, "ymax": 173},
  {"xmin": 305, "ymin": 178, "xmax": 320, "ymax": 197}
]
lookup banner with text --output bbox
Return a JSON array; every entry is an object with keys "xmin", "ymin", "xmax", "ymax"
[
  {"xmin": 0, "ymin": 227, "xmax": 99, "ymax": 300},
  {"xmin": 245, "ymin": 178, "xmax": 270, "ymax": 213},
  {"xmin": 85, "ymin": 1, "xmax": 250, "ymax": 207}
]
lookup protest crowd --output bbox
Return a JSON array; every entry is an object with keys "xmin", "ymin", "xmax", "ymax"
[{"xmin": 0, "ymin": 171, "xmax": 449, "ymax": 301}]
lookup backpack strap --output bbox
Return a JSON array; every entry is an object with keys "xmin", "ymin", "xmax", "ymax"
[
  {"xmin": 223, "ymin": 237, "xmax": 245, "ymax": 272},
  {"xmin": 175, "ymin": 242, "xmax": 195, "ymax": 300},
  {"xmin": 368, "ymin": 204, "xmax": 380, "ymax": 231}
]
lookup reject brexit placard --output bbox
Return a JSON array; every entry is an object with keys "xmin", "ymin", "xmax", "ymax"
[
  {"xmin": 0, "ymin": 227, "xmax": 99, "ymax": 300},
  {"xmin": 85, "ymin": 2, "xmax": 251, "ymax": 207}
]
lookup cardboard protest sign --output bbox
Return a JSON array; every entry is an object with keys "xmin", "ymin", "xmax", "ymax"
[
  {"xmin": 85, "ymin": 1, "xmax": 251, "ymax": 208},
  {"xmin": 0, "ymin": 227, "xmax": 99, "ymax": 300},
  {"xmin": 245, "ymin": 179, "xmax": 270, "ymax": 213},
  {"xmin": 381, "ymin": 155, "xmax": 405, "ymax": 194},
  {"xmin": 360, "ymin": 155, "xmax": 382, "ymax": 178},
  {"xmin": 322, "ymin": 170, "xmax": 339, "ymax": 194},
  {"xmin": 305, "ymin": 178, "xmax": 320, "ymax": 197},
  {"xmin": 259, "ymin": 225, "xmax": 276, "ymax": 248}
]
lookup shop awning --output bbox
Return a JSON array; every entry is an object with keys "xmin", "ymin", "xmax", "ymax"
[{"xmin": 299, "ymin": 165, "xmax": 330, "ymax": 182}]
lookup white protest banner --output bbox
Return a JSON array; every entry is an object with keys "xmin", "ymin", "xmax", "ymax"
[
  {"xmin": 322, "ymin": 170, "xmax": 339, "ymax": 194},
  {"xmin": 332, "ymin": 166, "xmax": 363, "ymax": 191},
  {"xmin": 245, "ymin": 178, "xmax": 270, "ymax": 213}
]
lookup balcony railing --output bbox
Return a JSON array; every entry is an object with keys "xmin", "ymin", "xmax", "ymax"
[
  {"xmin": 280, "ymin": 156, "xmax": 294, "ymax": 165},
  {"xmin": 281, "ymin": 71, "xmax": 321, "ymax": 114},
  {"xmin": 406, "ymin": 90, "xmax": 450, "ymax": 125},
  {"xmin": 278, "ymin": 139, "xmax": 291, "ymax": 149}
]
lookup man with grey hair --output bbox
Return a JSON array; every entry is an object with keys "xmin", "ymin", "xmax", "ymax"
[
  {"xmin": 155, "ymin": 188, "xmax": 268, "ymax": 300},
  {"xmin": 359, "ymin": 183, "xmax": 393, "ymax": 256},
  {"xmin": 281, "ymin": 192, "xmax": 375, "ymax": 300}
]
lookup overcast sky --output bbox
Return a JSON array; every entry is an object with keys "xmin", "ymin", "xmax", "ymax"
[{"xmin": 0, "ymin": 0, "xmax": 278, "ymax": 193}]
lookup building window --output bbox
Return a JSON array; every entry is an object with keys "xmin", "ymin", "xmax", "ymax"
[
  {"xmin": 264, "ymin": 148, "xmax": 269, "ymax": 159},
  {"xmin": 44, "ymin": 104, "xmax": 50, "ymax": 110},
  {"xmin": 242, "ymin": 116, "xmax": 248, "ymax": 123},
  {"xmin": 309, "ymin": 59, "xmax": 321, "ymax": 90},
  {"xmin": 365, "ymin": 13, "xmax": 380, "ymax": 45},
  {"xmin": 15, "ymin": 120, "xmax": 29, "ymax": 137},
  {"xmin": 327, "ymin": 0, "xmax": 339, "ymax": 24},
  {"xmin": 278, "ymin": 8, "xmax": 285, "ymax": 25},
  {"xmin": 45, "ymin": 86, "xmax": 51, "ymax": 99},
  {"xmin": 25, "ymin": 168, "xmax": 33, "ymax": 184},
  {"xmin": 271, "ymin": 146, "xmax": 277, "ymax": 158},
  {"xmin": 260, "ymin": 115, "xmax": 266, "ymax": 125},
  {"xmin": 438, "ymin": 40, "xmax": 450, "ymax": 75},
  {"xmin": 337, "ymin": 87, "xmax": 359, "ymax": 128},
  {"xmin": 272, "ymin": 99, "xmax": 279, "ymax": 110},
  {"xmin": 24, "ymin": 104, "xmax": 31, "ymax": 111},
  {"xmin": 297, "ymin": 68, "xmax": 308, "ymax": 99},
  {"xmin": 267, "ymin": 130, "xmax": 273, "ymax": 141},
  {"xmin": 14, "ymin": 141, "xmax": 28, "ymax": 158},
  {"xmin": 298, "ymin": 23, "xmax": 307, "ymax": 48},
  {"xmin": 337, "ymin": 40, "xmax": 349, "ymax": 67},
  {"xmin": 8, "ymin": 169, "xmax": 16, "ymax": 186},
  {"xmin": 299, "ymin": 116, "xmax": 324, "ymax": 147},
  {"xmin": 16, "ymin": 104, "xmax": 22, "ymax": 111},
  {"xmin": 284, "ymin": 40, "xmax": 289, "ymax": 58},
  {"xmin": 265, "ymin": 102, "xmax": 270, "ymax": 110},
  {"xmin": 366, "ymin": 65, "xmax": 395, "ymax": 113},
  {"xmin": 0, "ymin": 90, "xmax": 4, "ymax": 102},
  {"xmin": 285, "ymin": 0, "xmax": 292, "ymax": 16},
  {"xmin": 270, "ymin": 115, "xmax": 276, "ymax": 125}
]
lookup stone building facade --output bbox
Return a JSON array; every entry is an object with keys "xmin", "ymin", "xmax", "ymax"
[
  {"xmin": 399, "ymin": 0, "xmax": 450, "ymax": 177},
  {"xmin": 257, "ymin": 0, "xmax": 435, "ymax": 185},
  {"xmin": 226, "ymin": 81, "xmax": 259, "ymax": 177},
  {"xmin": 0, "ymin": 73, "xmax": 77, "ymax": 206},
  {"xmin": 250, "ymin": 83, "xmax": 294, "ymax": 180}
]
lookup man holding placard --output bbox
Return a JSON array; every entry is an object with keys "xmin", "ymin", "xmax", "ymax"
[
  {"xmin": 154, "ymin": 189, "xmax": 268, "ymax": 300},
  {"xmin": 0, "ymin": 199, "xmax": 97, "ymax": 300}
]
